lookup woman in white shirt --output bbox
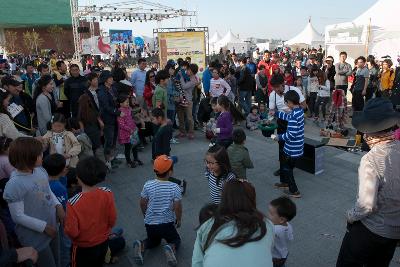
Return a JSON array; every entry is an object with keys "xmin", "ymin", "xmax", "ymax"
[
  {"xmin": 314, "ymin": 72, "xmax": 331, "ymax": 125},
  {"xmin": 210, "ymin": 69, "xmax": 231, "ymax": 98}
]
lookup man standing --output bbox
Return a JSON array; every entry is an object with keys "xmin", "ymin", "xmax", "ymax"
[
  {"xmin": 131, "ymin": 58, "xmax": 147, "ymax": 108},
  {"xmin": 334, "ymin": 51, "xmax": 352, "ymax": 96},
  {"xmin": 258, "ymin": 50, "xmax": 272, "ymax": 79},
  {"xmin": 291, "ymin": 58, "xmax": 302, "ymax": 80},
  {"xmin": 323, "ymin": 56, "xmax": 336, "ymax": 92},
  {"xmin": 202, "ymin": 61, "xmax": 216, "ymax": 96},
  {"xmin": 21, "ymin": 62, "xmax": 39, "ymax": 97},
  {"xmin": 64, "ymin": 64, "xmax": 87, "ymax": 117},
  {"xmin": 336, "ymin": 98, "xmax": 400, "ymax": 267},
  {"xmin": 52, "ymin": 60, "xmax": 69, "ymax": 117},
  {"xmin": 351, "ymin": 56, "xmax": 369, "ymax": 112},
  {"xmin": 306, "ymin": 54, "xmax": 318, "ymax": 72},
  {"xmin": 237, "ymin": 58, "xmax": 254, "ymax": 115}
]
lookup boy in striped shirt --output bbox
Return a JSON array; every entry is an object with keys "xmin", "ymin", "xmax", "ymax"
[
  {"xmin": 133, "ymin": 155, "xmax": 182, "ymax": 266},
  {"xmin": 272, "ymin": 90, "xmax": 304, "ymax": 198}
]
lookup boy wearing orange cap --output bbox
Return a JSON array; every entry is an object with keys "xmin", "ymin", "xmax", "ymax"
[{"xmin": 133, "ymin": 155, "xmax": 182, "ymax": 267}]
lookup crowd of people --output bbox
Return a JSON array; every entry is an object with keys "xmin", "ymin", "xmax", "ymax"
[{"xmin": 0, "ymin": 46, "xmax": 399, "ymax": 267}]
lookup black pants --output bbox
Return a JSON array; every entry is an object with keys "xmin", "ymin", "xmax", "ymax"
[
  {"xmin": 307, "ymin": 92, "xmax": 318, "ymax": 116},
  {"xmin": 280, "ymin": 154, "xmax": 299, "ymax": 193},
  {"xmin": 352, "ymin": 90, "xmax": 365, "ymax": 112},
  {"xmin": 336, "ymin": 221, "xmax": 398, "ymax": 267},
  {"xmin": 314, "ymin": 96, "xmax": 330, "ymax": 119},
  {"xmin": 216, "ymin": 138, "xmax": 233, "ymax": 149},
  {"xmin": 71, "ymin": 240, "xmax": 108, "ymax": 267},
  {"xmin": 124, "ymin": 143, "xmax": 139, "ymax": 163},
  {"xmin": 277, "ymin": 118, "xmax": 288, "ymax": 169},
  {"xmin": 144, "ymin": 222, "xmax": 181, "ymax": 250}
]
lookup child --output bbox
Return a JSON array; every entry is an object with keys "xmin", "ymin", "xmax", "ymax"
[
  {"xmin": 197, "ymin": 203, "xmax": 218, "ymax": 229},
  {"xmin": 294, "ymin": 76, "xmax": 305, "ymax": 97},
  {"xmin": 133, "ymin": 155, "xmax": 182, "ymax": 267},
  {"xmin": 152, "ymin": 70, "xmax": 169, "ymax": 115},
  {"xmin": 66, "ymin": 118, "xmax": 95, "ymax": 160},
  {"xmin": 205, "ymin": 144, "xmax": 236, "ymax": 204},
  {"xmin": 43, "ymin": 154, "xmax": 70, "ymax": 267},
  {"xmin": 259, "ymin": 103, "xmax": 268, "ymax": 120},
  {"xmin": 0, "ymin": 137, "xmax": 14, "ymax": 180},
  {"xmin": 268, "ymin": 196, "xmax": 296, "ymax": 267},
  {"xmin": 314, "ymin": 72, "xmax": 331, "ymax": 126},
  {"xmin": 42, "ymin": 113, "xmax": 82, "ymax": 170},
  {"xmin": 255, "ymin": 65, "xmax": 268, "ymax": 106},
  {"xmin": 3, "ymin": 137, "xmax": 64, "ymax": 266},
  {"xmin": 272, "ymin": 90, "xmax": 304, "ymax": 198},
  {"xmin": 246, "ymin": 105, "xmax": 261, "ymax": 131},
  {"xmin": 227, "ymin": 128, "xmax": 254, "ymax": 179},
  {"xmin": 64, "ymin": 156, "xmax": 117, "ymax": 267},
  {"xmin": 117, "ymin": 94, "xmax": 143, "ymax": 168},
  {"xmin": 284, "ymin": 69, "xmax": 293, "ymax": 86},
  {"xmin": 214, "ymin": 95, "xmax": 233, "ymax": 148},
  {"xmin": 327, "ymin": 87, "xmax": 346, "ymax": 130}
]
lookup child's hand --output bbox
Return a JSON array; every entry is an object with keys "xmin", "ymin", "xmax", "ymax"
[
  {"xmin": 271, "ymin": 134, "xmax": 279, "ymax": 141},
  {"xmin": 175, "ymin": 220, "xmax": 181, "ymax": 228},
  {"xmin": 44, "ymin": 224, "xmax": 57, "ymax": 238},
  {"xmin": 16, "ymin": 247, "xmax": 38, "ymax": 263}
]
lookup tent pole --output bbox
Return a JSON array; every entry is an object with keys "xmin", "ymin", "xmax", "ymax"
[{"xmin": 365, "ymin": 17, "xmax": 371, "ymax": 57}]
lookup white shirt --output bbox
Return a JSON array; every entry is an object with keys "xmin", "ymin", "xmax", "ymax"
[
  {"xmin": 317, "ymin": 80, "xmax": 331, "ymax": 98},
  {"xmin": 269, "ymin": 86, "xmax": 305, "ymax": 112},
  {"xmin": 210, "ymin": 78, "xmax": 231, "ymax": 98},
  {"xmin": 272, "ymin": 223, "xmax": 294, "ymax": 259}
]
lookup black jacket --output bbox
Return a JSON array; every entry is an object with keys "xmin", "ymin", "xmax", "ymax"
[
  {"xmin": 64, "ymin": 75, "xmax": 88, "ymax": 117},
  {"xmin": 10, "ymin": 92, "xmax": 35, "ymax": 133},
  {"xmin": 237, "ymin": 66, "xmax": 254, "ymax": 91},
  {"xmin": 98, "ymin": 84, "xmax": 120, "ymax": 125}
]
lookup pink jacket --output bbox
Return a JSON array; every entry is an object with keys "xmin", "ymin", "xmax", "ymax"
[
  {"xmin": 395, "ymin": 129, "xmax": 400, "ymax": 141},
  {"xmin": 117, "ymin": 106, "xmax": 136, "ymax": 144}
]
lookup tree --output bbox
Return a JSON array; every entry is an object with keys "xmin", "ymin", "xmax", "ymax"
[
  {"xmin": 1, "ymin": 30, "xmax": 18, "ymax": 53},
  {"xmin": 23, "ymin": 30, "xmax": 43, "ymax": 54},
  {"xmin": 47, "ymin": 25, "xmax": 64, "ymax": 52}
]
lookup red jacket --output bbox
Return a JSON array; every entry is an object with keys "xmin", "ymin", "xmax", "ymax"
[
  {"xmin": 258, "ymin": 60, "xmax": 273, "ymax": 78},
  {"xmin": 65, "ymin": 187, "xmax": 117, "ymax": 248},
  {"xmin": 143, "ymin": 83, "xmax": 155, "ymax": 108}
]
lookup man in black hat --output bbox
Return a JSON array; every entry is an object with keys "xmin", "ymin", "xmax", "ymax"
[{"xmin": 336, "ymin": 98, "xmax": 400, "ymax": 267}]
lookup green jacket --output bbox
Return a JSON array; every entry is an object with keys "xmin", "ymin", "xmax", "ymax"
[
  {"xmin": 152, "ymin": 84, "xmax": 168, "ymax": 114},
  {"xmin": 227, "ymin": 143, "xmax": 254, "ymax": 179}
]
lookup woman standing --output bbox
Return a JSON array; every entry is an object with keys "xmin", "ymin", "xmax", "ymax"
[
  {"xmin": 33, "ymin": 75, "xmax": 56, "ymax": 136},
  {"xmin": 143, "ymin": 70, "xmax": 156, "ymax": 109},
  {"xmin": 192, "ymin": 179, "xmax": 274, "ymax": 267},
  {"xmin": 0, "ymin": 89, "xmax": 28, "ymax": 139},
  {"xmin": 366, "ymin": 55, "xmax": 379, "ymax": 101}
]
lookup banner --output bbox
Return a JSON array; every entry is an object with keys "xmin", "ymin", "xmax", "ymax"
[
  {"xmin": 158, "ymin": 31, "xmax": 206, "ymax": 69},
  {"xmin": 109, "ymin": 30, "xmax": 133, "ymax": 44}
]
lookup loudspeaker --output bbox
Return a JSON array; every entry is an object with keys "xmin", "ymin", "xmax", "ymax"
[{"xmin": 77, "ymin": 27, "xmax": 90, "ymax": 33}]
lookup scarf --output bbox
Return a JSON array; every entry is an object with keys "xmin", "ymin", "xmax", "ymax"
[{"xmin": 364, "ymin": 131, "xmax": 395, "ymax": 148}]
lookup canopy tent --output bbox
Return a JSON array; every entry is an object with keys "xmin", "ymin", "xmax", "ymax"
[
  {"xmin": 212, "ymin": 30, "xmax": 249, "ymax": 54},
  {"xmin": 209, "ymin": 31, "xmax": 222, "ymax": 44},
  {"xmin": 325, "ymin": 0, "xmax": 400, "ymax": 64},
  {"xmin": 285, "ymin": 19, "xmax": 324, "ymax": 49}
]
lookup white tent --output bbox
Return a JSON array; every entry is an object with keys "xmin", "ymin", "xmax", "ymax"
[
  {"xmin": 285, "ymin": 19, "xmax": 324, "ymax": 49},
  {"xmin": 212, "ymin": 30, "xmax": 249, "ymax": 54},
  {"xmin": 209, "ymin": 32, "xmax": 222, "ymax": 44},
  {"xmin": 325, "ymin": 0, "xmax": 400, "ymax": 64}
]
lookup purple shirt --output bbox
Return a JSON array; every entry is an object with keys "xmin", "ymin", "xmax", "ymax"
[{"xmin": 216, "ymin": 112, "xmax": 233, "ymax": 140}]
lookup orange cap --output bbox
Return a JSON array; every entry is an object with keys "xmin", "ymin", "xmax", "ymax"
[{"xmin": 153, "ymin": 155, "xmax": 173, "ymax": 174}]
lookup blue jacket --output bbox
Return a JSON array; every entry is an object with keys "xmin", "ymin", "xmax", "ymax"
[
  {"xmin": 202, "ymin": 68, "xmax": 212, "ymax": 94},
  {"xmin": 98, "ymin": 84, "xmax": 120, "ymax": 125}
]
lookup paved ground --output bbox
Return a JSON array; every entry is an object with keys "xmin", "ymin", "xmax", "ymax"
[{"xmin": 101, "ymin": 120, "xmax": 400, "ymax": 267}]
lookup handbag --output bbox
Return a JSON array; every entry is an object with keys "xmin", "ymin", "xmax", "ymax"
[{"xmin": 129, "ymin": 129, "xmax": 140, "ymax": 146}]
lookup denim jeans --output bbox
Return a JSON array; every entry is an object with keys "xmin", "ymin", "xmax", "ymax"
[
  {"xmin": 280, "ymin": 154, "xmax": 299, "ymax": 193},
  {"xmin": 239, "ymin": 90, "xmax": 252, "ymax": 115},
  {"xmin": 167, "ymin": 109, "xmax": 176, "ymax": 126},
  {"xmin": 59, "ymin": 224, "xmax": 71, "ymax": 267},
  {"xmin": 103, "ymin": 124, "xmax": 117, "ymax": 157}
]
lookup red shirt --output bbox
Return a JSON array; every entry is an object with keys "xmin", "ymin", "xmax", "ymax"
[
  {"xmin": 65, "ymin": 187, "xmax": 117, "ymax": 247},
  {"xmin": 258, "ymin": 60, "xmax": 272, "ymax": 78},
  {"xmin": 143, "ymin": 84, "xmax": 155, "ymax": 108}
]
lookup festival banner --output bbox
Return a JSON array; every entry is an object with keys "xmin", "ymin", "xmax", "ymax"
[
  {"xmin": 158, "ymin": 31, "xmax": 206, "ymax": 69},
  {"xmin": 109, "ymin": 30, "xmax": 133, "ymax": 44}
]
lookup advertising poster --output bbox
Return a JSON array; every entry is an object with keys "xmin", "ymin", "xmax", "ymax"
[
  {"xmin": 158, "ymin": 31, "xmax": 206, "ymax": 69},
  {"xmin": 109, "ymin": 30, "xmax": 133, "ymax": 44}
]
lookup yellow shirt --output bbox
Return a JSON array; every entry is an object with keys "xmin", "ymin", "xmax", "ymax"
[{"xmin": 380, "ymin": 69, "xmax": 395, "ymax": 90}]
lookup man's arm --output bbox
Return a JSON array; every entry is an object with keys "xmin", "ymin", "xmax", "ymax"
[
  {"xmin": 174, "ymin": 200, "xmax": 182, "ymax": 225},
  {"xmin": 140, "ymin": 197, "xmax": 148, "ymax": 217}
]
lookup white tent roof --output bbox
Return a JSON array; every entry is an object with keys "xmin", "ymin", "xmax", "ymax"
[
  {"xmin": 209, "ymin": 32, "xmax": 222, "ymax": 44},
  {"xmin": 215, "ymin": 30, "xmax": 244, "ymax": 47},
  {"xmin": 353, "ymin": 0, "xmax": 400, "ymax": 28},
  {"xmin": 286, "ymin": 20, "xmax": 324, "ymax": 47}
]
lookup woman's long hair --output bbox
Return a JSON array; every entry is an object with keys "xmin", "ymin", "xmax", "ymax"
[
  {"xmin": 203, "ymin": 180, "xmax": 267, "ymax": 251},
  {"xmin": 78, "ymin": 93, "xmax": 98, "ymax": 125},
  {"xmin": 217, "ymin": 95, "xmax": 245, "ymax": 122},
  {"xmin": 33, "ymin": 74, "xmax": 53, "ymax": 102},
  {"xmin": 206, "ymin": 144, "xmax": 231, "ymax": 185},
  {"xmin": 145, "ymin": 70, "xmax": 155, "ymax": 86}
]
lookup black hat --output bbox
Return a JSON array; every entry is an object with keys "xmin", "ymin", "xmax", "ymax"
[
  {"xmin": 352, "ymin": 98, "xmax": 400, "ymax": 133},
  {"xmin": 1, "ymin": 76, "xmax": 22, "ymax": 87}
]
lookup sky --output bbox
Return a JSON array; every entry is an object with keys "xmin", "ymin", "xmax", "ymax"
[{"xmin": 89, "ymin": 0, "xmax": 378, "ymax": 39}]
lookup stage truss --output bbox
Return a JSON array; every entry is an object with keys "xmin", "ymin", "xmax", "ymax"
[{"xmin": 69, "ymin": 0, "xmax": 197, "ymax": 59}]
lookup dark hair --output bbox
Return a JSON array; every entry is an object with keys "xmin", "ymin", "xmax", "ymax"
[
  {"xmin": 86, "ymin": 72, "xmax": 98, "ymax": 82},
  {"xmin": 240, "ymin": 57, "xmax": 247, "ymax": 64},
  {"xmin": 69, "ymin": 64, "xmax": 79, "ymax": 70},
  {"xmin": 270, "ymin": 73, "xmax": 285, "ymax": 87},
  {"xmin": 66, "ymin": 117, "xmax": 80, "ymax": 131},
  {"xmin": 339, "ymin": 51, "xmax": 347, "ymax": 57},
  {"xmin": 232, "ymin": 128, "xmax": 246, "ymax": 144},
  {"xmin": 78, "ymin": 94, "xmax": 98, "ymax": 125},
  {"xmin": 117, "ymin": 94, "xmax": 130, "ymax": 105},
  {"xmin": 37, "ymin": 63, "xmax": 49, "ymax": 73},
  {"xmin": 317, "ymin": 71, "xmax": 327, "ymax": 85},
  {"xmin": 250, "ymin": 105, "xmax": 258, "ymax": 113},
  {"xmin": 264, "ymin": 50, "xmax": 271, "ymax": 55},
  {"xmin": 356, "ymin": 56, "xmax": 366, "ymax": 63},
  {"xmin": 188, "ymin": 63, "xmax": 199, "ymax": 75},
  {"xmin": 367, "ymin": 55, "xmax": 379, "ymax": 69},
  {"xmin": 258, "ymin": 65, "xmax": 265, "ymax": 70},
  {"xmin": 0, "ymin": 137, "xmax": 12, "ymax": 155},
  {"xmin": 55, "ymin": 60, "xmax": 65, "ymax": 69},
  {"xmin": 138, "ymin": 58, "xmax": 146, "ymax": 64},
  {"xmin": 217, "ymin": 95, "xmax": 230, "ymax": 110},
  {"xmin": 145, "ymin": 70, "xmax": 155, "ymax": 86},
  {"xmin": 204, "ymin": 180, "xmax": 266, "ymax": 251},
  {"xmin": 25, "ymin": 62, "xmax": 34, "ymax": 69},
  {"xmin": 112, "ymin": 67, "xmax": 126, "ymax": 83},
  {"xmin": 155, "ymin": 69, "xmax": 169, "ymax": 84},
  {"xmin": 33, "ymin": 75, "xmax": 53, "ymax": 102},
  {"xmin": 43, "ymin": 154, "xmax": 66, "ymax": 177},
  {"xmin": 284, "ymin": 90, "xmax": 300, "ymax": 105},
  {"xmin": 270, "ymin": 196, "xmax": 297, "ymax": 221},
  {"xmin": 76, "ymin": 156, "xmax": 107, "ymax": 186},
  {"xmin": 0, "ymin": 89, "xmax": 10, "ymax": 115},
  {"xmin": 206, "ymin": 145, "xmax": 231, "ymax": 184},
  {"xmin": 51, "ymin": 113, "xmax": 66, "ymax": 125},
  {"xmin": 151, "ymin": 107, "xmax": 165, "ymax": 119},
  {"xmin": 9, "ymin": 137, "xmax": 43, "ymax": 170},
  {"xmin": 383, "ymin": 58, "xmax": 393, "ymax": 67},
  {"xmin": 210, "ymin": 97, "xmax": 218, "ymax": 106},
  {"xmin": 198, "ymin": 203, "xmax": 218, "ymax": 227},
  {"xmin": 185, "ymin": 56, "xmax": 191, "ymax": 61},
  {"xmin": 300, "ymin": 66, "xmax": 308, "ymax": 71}
]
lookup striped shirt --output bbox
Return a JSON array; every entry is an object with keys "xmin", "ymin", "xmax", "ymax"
[
  {"xmin": 205, "ymin": 169, "xmax": 236, "ymax": 204},
  {"xmin": 276, "ymin": 107, "xmax": 304, "ymax": 158},
  {"xmin": 141, "ymin": 179, "xmax": 182, "ymax": 225}
]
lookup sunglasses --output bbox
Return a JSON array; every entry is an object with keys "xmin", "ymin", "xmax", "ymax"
[{"xmin": 149, "ymin": 75, "xmax": 155, "ymax": 78}]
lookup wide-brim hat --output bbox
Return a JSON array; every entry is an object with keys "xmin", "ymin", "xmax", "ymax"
[{"xmin": 352, "ymin": 98, "xmax": 400, "ymax": 133}]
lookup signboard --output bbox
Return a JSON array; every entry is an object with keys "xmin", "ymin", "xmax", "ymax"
[
  {"xmin": 325, "ymin": 24, "xmax": 365, "ymax": 44},
  {"xmin": 109, "ymin": 30, "xmax": 133, "ymax": 44},
  {"xmin": 158, "ymin": 31, "xmax": 206, "ymax": 69}
]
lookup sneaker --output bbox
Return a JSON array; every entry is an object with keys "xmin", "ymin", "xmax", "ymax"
[
  {"xmin": 135, "ymin": 160, "xmax": 144, "ymax": 166},
  {"xmin": 274, "ymin": 183, "xmax": 289, "ymax": 189},
  {"xmin": 105, "ymin": 161, "xmax": 112, "ymax": 170},
  {"xmin": 130, "ymin": 161, "xmax": 137, "ymax": 168},
  {"xmin": 273, "ymin": 169, "xmax": 280, "ymax": 176},
  {"xmin": 284, "ymin": 190, "xmax": 302, "ymax": 198},
  {"xmin": 170, "ymin": 138, "xmax": 180, "ymax": 144},
  {"xmin": 164, "ymin": 244, "xmax": 177, "ymax": 266},
  {"xmin": 181, "ymin": 179, "xmax": 187, "ymax": 196},
  {"xmin": 133, "ymin": 240, "xmax": 144, "ymax": 265}
]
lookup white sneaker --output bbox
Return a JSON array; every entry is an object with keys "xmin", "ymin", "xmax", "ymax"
[
  {"xmin": 170, "ymin": 138, "xmax": 179, "ymax": 144},
  {"xmin": 105, "ymin": 161, "xmax": 112, "ymax": 170}
]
